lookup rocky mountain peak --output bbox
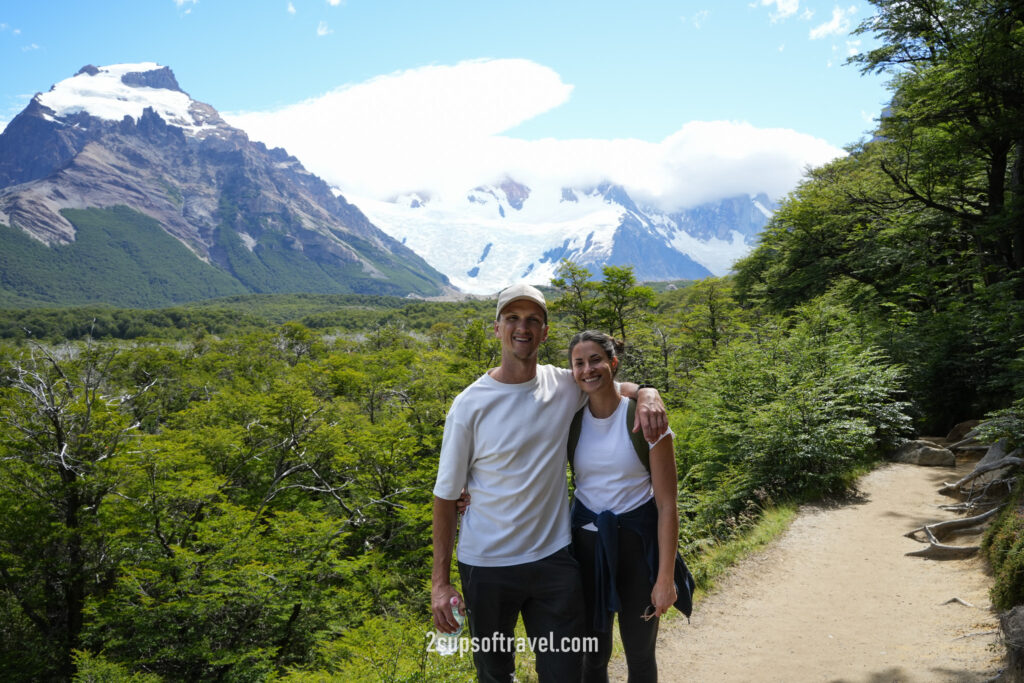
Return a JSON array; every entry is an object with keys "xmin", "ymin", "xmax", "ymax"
[
  {"xmin": 497, "ymin": 177, "xmax": 530, "ymax": 210},
  {"xmin": 34, "ymin": 63, "xmax": 211, "ymax": 139},
  {"xmin": 119, "ymin": 65, "xmax": 183, "ymax": 92},
  {"xmin": 68, "ymin": 63, "xmax": 182, "ymax": 92},
  {"xmin": 0, "ymin": 63, "xmax": 450, "ymax": 303}
]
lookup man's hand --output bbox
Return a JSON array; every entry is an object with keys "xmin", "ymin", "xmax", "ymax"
[
  {"xmin": 431, "ymin": 496, "xmax": 463, "ymax": 632},
  {"xmin": 431, "ymin": 583, "xmax": 465, "ymax": 633},
  {"xmin": 633, "ymin": 387, "xmax": 667, "ymax": 442}
]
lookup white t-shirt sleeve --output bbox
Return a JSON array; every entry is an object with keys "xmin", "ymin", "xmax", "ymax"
[
  {"xmin": 552, "ymin": 364, "xmax": 588, "ymax": 412},
  {"xmin": 648, "ymin": 427, "xmax": 674, "ymax": 449},
  {"xmin": 433, "ymin": 404, "xmax": 472, "ymax": 500}
]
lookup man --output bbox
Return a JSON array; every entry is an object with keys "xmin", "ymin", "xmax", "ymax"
[{"xmin": 431, "ymin": 283, "xmax": 666, "ymax": 682}]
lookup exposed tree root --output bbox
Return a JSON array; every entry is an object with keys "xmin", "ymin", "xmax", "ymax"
[
  {"xmin": 950, "ymin": 443, "xmax": 989, "ymax": 452},
  {"xmin": 904, "ymin": 430, "xmax": 1017, "ymax": 567},
  {"xmin": 952, "ymin": 630, "xmax": 999, "ymax": 640},
  {"xmin": 939, "ymin": 456, "xmax": 1023, "ymax": 496},
  {"xmin": 939, "ymin": 501, "xmax": 1001, "ymax": 513},
  {"xmin": 942, "ymin": 597, "xmax": 976, "ymax": 608},
  {"xmin": 905, "ymin": 524, "xmax": 982, "ymax": 559},
  {"xmin": 947, "ymin": 429, "xmax": 983, "ymax": 450},
  {"xmin": 905, "ymin": 507, "xmax": 1003, "ymax": 543}
]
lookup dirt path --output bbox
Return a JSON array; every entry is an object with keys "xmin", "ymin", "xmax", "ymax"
[{"xmin": 637, "ymin": 462, "xmax": 1006, "ymax": 682}]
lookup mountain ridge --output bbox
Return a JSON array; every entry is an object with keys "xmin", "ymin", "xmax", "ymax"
[
  {"xmin": 0, "ymin": 63, "xmax": 450, "ymax": 306},
  {"xmin": 353, "ymin": 181, "xmax": 775, "ymax": 294},
  {"xmin": 0, "ymin": 62, "xmax": 777, "ymax": 306}
]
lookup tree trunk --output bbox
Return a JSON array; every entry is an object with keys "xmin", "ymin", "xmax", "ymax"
[
  {"xmin": 61, "ymin": 484, "xmax": 85, "ymax": 680},
  {"xmin": 1010, "ymin": 140, "xmax": 1024, "ymax": 293}
]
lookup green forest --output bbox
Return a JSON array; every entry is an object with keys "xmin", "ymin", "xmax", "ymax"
[{"xmin": 1, "ymin": 0, "xmax": 1023, "ymax": 680}]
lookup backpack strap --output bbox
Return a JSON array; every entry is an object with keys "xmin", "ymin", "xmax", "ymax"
[
  {"xmin": 567, "ymin": 406, "xmax": 585, "ymax": 470},
  {"xmin": 626, "ymin": 398, "xmax": 650, "ymax": 473},
  {"xmin": 567, "ymin": 399, "xmax": 650, "ymax": 473}
]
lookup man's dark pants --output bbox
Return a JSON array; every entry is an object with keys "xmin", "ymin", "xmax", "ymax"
[{"xmin": 459, "ymin": 547, "xmax": 585, "ymax": 682}]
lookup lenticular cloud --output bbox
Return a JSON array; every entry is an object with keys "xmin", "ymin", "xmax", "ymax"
[{"xmin": 225, "ymin": 58, "xmax": 842, "ymax": 210}]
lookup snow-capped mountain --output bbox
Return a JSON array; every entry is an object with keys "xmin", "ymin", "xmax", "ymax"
[
  {"xmin": 0, "ymin": 63, "xmax": 449, "ymax": 306},
  {"xmin": 350, "ymin": 179, "xmax": 776, "ymax": 294}
]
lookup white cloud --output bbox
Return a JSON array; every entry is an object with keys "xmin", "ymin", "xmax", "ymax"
[
  {"xmin": 316, "ymin": 20, "xmax": 332, "ymax": 36},
  {"xmin": 810, "ymin": 5, "xmax": 857, "ymax": 39},
  {"xmin": 846, "ymin": 38, "xmax": 861, "ymax": 56},
  {"xmin": 287, "ymin": 2, "xmax": 296, "ymax": 14},
  {"xmin": 759, "ymin": 0, "xmax": 800, "ymax": 21},
  {"xmin": 327, "ymin": 0, "xmax": 344, "ymax": 5},
  {"xmin": 691, "ymin": 10, "xmax": 710, "ymax": 29},
  {"xmin": 21, "ymin": 43, "xmax": 39, "ymax": 52},
  {"xmin": 225, "ymin": 59, "xmax": 841, "ymax": 212}
]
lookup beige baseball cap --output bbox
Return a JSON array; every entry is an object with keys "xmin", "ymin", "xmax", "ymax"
[{"xmin": 495, "ymin": 283, "xmax": 547, "ymax": 321}]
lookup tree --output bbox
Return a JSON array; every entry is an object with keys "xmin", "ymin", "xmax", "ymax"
[
  {"xmin": 0, "ymin": 343, "xmax": 151, "ymax": 679},
  {"xmin": 549, "ymin": 259, "xmax": 598, "ymax": 330},
  {"xmin": 851, "ymin": 0, "xmax": 1024, "ymax": 288},
  {"xmin": 676, "ymin": 277, "xmax": 747, "ymax": 365},
  {"xmin": 594, "ymin": 265, "xmax": 655, "ymax": 344}
]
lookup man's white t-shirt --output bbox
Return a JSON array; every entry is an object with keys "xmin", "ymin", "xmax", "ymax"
[{"xmin": 433, "ymin": 364, "xmax": 586, "ymax": 567}]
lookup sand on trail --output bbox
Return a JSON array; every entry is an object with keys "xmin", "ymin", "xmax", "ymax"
[{"xmin": 632, "ymin": 462, "xmax": 1006, "ymax": 682}]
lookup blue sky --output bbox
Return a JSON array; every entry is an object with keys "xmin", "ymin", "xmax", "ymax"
[{"xmin": 0, "ymin": 0, "xmax": 890, "ymax": 208}]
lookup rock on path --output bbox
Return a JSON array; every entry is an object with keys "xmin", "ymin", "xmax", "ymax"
[{"xmin": 640, "ymin": 462, "xmax": 1004, "ymax": 682}]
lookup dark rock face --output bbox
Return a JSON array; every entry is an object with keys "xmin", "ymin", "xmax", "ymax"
[
  {"xmin": 665, "ymin": 192, "xmax": 775, "ymax": 242},
  {"xmin": 0, "ymin": 65, "xmax": 449, "ymax": 299},
  {"xmin": 608, "ymin": 213, "xmax": 713, "ymax": 280},
  {"xmin": 120, "ymin": 66, "xmax": 182, "ymax": 92},
  {"xmin": 0, "ymin": 99, "xmax": 102, "ymax": 188},
  {"xmin": 498, "ymin": 177, "xmax": 530, "ymax": 210},
  {"xmin": 570, "ymin": 183, "xmax": 770, "ymax": 281}
]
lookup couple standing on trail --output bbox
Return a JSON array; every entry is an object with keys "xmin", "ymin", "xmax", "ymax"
[{"xmin": 431, "ymin": 283, "xmax": 692, "ymax": 683}]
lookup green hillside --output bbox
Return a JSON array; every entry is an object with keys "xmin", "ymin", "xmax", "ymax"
[
  {"xmin": 0, "ymin": 206, "xmax": 445, "ymax": 308},
  {"xmin": 0, "ymin": 207, "xmax": 247, "ymax": 307}
]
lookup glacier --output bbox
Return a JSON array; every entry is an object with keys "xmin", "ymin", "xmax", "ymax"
[{"xmin": 348, "ymin": 182, "xmax": 774, "ymax": 295}]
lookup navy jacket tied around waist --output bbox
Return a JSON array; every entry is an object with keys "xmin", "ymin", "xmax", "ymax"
[{"xmin": 571, "ymin": 497, "xmax": 696, "ymax": 633}]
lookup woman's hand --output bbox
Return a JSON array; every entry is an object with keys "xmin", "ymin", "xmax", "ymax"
[
  {"xmin": 651, "ymin": 577, "xmax": 677, "ymax": 618},
  {"xmin": 456, "ymin": 489, "xmax": 471, "ymax": 515}
]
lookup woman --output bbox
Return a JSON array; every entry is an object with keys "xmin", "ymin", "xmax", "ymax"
[{"xmin": 567, "ymin": 330, "xmax": 679, "ymax": 683}]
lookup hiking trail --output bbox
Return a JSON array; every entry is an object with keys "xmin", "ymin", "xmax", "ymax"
[{"xmin": 637, "ymin": 462, "xmax": 1005, "ymax": 682}]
